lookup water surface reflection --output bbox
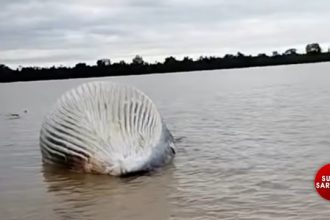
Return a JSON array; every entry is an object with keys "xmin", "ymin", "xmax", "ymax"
[{"xmin": 42, "ymin": 165, "xmax": 174, "ymax": 220}]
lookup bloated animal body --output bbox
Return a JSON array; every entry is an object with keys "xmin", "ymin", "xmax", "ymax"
[{"xmin": 40, "ymin": 81, "xmax": 175, "ymax": 176}]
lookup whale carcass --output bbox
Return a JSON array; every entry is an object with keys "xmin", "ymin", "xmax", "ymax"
[{"xmin": 40, "ymin": 81, "xmax": 175, "ymax": 176}]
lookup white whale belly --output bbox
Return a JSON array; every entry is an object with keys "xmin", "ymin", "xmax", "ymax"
[{"xmin": 40, "ymin": 81, "xmax": 175, "ymax": 176}]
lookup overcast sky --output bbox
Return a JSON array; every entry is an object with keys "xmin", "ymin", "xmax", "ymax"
[{"xmin": 1, "ymin": 0, "xmax": 329, "ymax": 68}]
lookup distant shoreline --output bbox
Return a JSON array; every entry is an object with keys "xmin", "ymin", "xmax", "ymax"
[{"xmin": 1, "ymin": 51, "xmax": 330, "ymax": 83}]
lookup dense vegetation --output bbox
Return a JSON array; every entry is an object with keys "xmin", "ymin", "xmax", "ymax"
[{"xmin": 1, "ymin": 43, "xmax": 329, "ymax": 83}]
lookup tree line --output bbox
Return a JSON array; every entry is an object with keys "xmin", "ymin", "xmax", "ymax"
[{"xmin": 1, "ymin": 43, "xmax": 330, "ymax": 82}]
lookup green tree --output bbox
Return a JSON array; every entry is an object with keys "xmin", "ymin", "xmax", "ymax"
[
  {"xmin": 97, "ymin": 59, "xmax": 111, "ymax": 66},
  {"xmin": 132, "ymin": 55, "xmax": 144, "ymax": 65},
  {"xmin": 75, "ymin": 63, "xmax": 87, "ymax": 68},
  {"xmin": 306, "ymin": 43, "xmax": 322, "ymax": 54},
  {"xmin": 182, "ymin": 56, "xmax": 193, "ymax": 62},
  {"xmin": 237, "ymin": 52, "xmax": 245, "ymax": 57},
  {"xmin": 284, "ymin": 48, "xmax": 297, "ymax": 55},
  {"xmin": 119, "ymin": 60, "xmax": 127, "ymax": 65},
  {"xmin": 164, "ymin": 56, "xmax": 177, "ymax": 64},
  {"xmin": 272, "ymin": 51, "xmax": 279, "ymax": 56}
]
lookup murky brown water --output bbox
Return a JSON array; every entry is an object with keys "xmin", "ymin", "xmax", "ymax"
[{"xmin": 1, "ymin": 63, "xmax": 330, "ymax": 220}]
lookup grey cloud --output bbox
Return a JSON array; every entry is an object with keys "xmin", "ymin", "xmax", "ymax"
[{"xmin": 0, "ymin": 0, "xmax": 329, "ymax": 67}]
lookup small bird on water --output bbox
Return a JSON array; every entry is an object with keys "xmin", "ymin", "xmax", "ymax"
[{"xmin": 40, "ymin": 81, "xmax": 175, "ymax": 176}]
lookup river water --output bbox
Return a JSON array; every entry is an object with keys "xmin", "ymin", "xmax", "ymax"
[{"xmin": 1, "ymin": 63, "xmax": 330, "ymax": 219}]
